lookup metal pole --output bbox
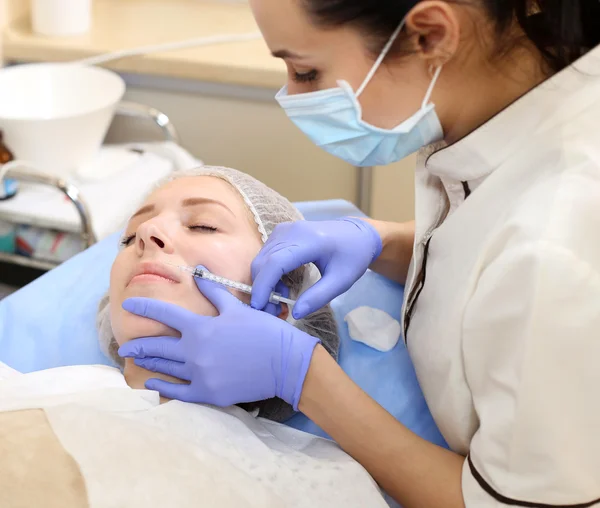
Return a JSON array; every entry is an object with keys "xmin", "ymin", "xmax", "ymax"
[
  {"xmin": 7, "ymin": 167, "xmax": 97, "ymax": 247},
  {"xmin": 356, "ymin": 166, "xmax": 373, "ymax": 216}
]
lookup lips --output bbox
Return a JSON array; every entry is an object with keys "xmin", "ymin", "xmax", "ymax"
[{"xmin": 128, "ymin": 261, "xmax": 181, "ymax": 286}]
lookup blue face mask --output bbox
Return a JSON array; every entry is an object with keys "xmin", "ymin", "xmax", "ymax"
[
  {"xmin": 275, "ymin": 20, "xmax": 444, "ymax": 167},
  {"xmin": 0, "ymin": 178, "xmax": 17, "ymax": 200}
]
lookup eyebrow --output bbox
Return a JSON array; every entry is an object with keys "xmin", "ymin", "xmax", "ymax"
[
  {"xmin": 131, "ymin": 204, "xmax": 154, "ymax": 219},
  {"xmin": 130, "ymin": 197, "xmax": 235, "ymax": 220},
  {"xmin": 271, "ymin": 49, "xmax": 306, "ymax": 59},
  {"xmin": 182, "ymin": 197, "xmax": 235, "ymax": 217}
]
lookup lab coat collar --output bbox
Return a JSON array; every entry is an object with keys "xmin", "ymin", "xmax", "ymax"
[{"xmin": 425, "ymin": 44, "xmax": 600, "ymax": 182}]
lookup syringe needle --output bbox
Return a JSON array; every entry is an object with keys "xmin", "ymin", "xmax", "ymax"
[{"xmin": 170, "ymin": 263, "xmax": 296, "ymax": 307}]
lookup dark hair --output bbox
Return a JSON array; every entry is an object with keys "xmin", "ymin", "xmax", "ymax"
[{"xmin": 302, "ymin": 0, "xmax": 600, "ymax": 72}]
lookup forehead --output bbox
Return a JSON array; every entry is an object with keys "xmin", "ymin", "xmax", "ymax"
[
  {"xmin": 251, "ymin": 0, "xmax": 335, "ymax": 50},
  {"xmin": 130, "ymin": 175, "xmax": 262, "ymax": 239},
  {"xmin": 250, "ymin": 0, "xmax": 311, "ymax": 38},
  {"xmin": 145, "ymin": 176, "xmax": 244, "ymax": 211},
  {"xmin": 250, "ymin": 0, "xmax": 368, "ymax": 62}
]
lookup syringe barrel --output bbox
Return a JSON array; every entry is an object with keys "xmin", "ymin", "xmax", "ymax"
[{"xmin": 188, "ymin": 265, "xmax": 296, "ymax": 307}]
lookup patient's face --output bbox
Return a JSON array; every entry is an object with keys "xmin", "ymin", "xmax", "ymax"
[{"xmin": 110, "ymin": 176, "xmax": 263, "ymax": 344}]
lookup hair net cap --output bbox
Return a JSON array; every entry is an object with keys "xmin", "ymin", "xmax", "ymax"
[
  {"xmin": 97, "ymin": 165, "xmax": 338, "ymax": 423},
  {"xmin": 167, "ymin": 166, "xmax": 303, "ymax": 242}
]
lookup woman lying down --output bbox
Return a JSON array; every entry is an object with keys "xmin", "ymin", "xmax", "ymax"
[{"xmin": 0, "ymin": 166, "xmax": 387, "ymax": 508}]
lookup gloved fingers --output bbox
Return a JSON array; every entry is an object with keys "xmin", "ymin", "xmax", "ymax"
[
  {"xmin": 194, "ymin": 273, "xmax": 244, "ymax": 313},
  {"xmin": 262, "ymin": 301, "xmax": 281, "ymax": 317},
  {"xmin": 122, "ymin": 297, "xmax": 204, "ymax": 333},
  {"xmin": 251, "ymin": 225, "xmax": 302, "ymax": 282},
  {"xmin": 341, "ymin": 217, "xmax": 384, "ymax": 258},
  {"xmin": 251, "ymin": 223, "xmax": 294, "ymax": 265},
  {"xmin": 250, "ymin": 240, "xmax": 288, "ymax": 281},
  {"xmin": 145, "ymin": 378, "xmax": 194, "ymax": 403},
  {"xmin": 251, "ymin": 246, "xmax": 314, "ymax": 311},
  {"xmin": 262, "ymin": 281, "xmax": 289, "ymax": 317},
  {"xmin": 254, "ymin": 223, "xmax": 287, "ymax": 249},
  {"xmin": 292, "ymin": 271, "xmax": 354, "ymax": 319},
  {"xmin": 118, "ymin": 336, "xmax": 184, "ymax": 363},
  {"xmin": 134, "ymin": 357, "xmax": 189, "ymax": 380}
]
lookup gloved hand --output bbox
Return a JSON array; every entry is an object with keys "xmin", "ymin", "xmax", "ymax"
[
  {"xmin": 118, "ymin": 271, "xmax": 320, "ymax": 409},
  {"xmin": 251, "ymin": 217, "xmax": 382, "ymax": 319}
]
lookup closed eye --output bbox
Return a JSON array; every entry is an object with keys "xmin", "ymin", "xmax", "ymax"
[
  {"xmin": 293, "ymin": 69, "xmax": 319, "ymax": 83},
  {"xmin": 120, "ymin": 234, "xmax": 135, "ymax": 247},
  {"xmin": 120, "ymin": 224, "xmax": 216, "ymax": 247},
  {"xmin": 189, "ymin": 225, "xmax": 218, "ymax": 232}
]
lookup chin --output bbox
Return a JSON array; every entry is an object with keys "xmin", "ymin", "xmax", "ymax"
[
  {"xmin": 121, "ymin": 284, "xmax": 217, "ymax": 319},
  {"xmin": 115, "ymin": 311, "xmax": 181, "ymax": 346},
  {"xmin": 123, "ymin": 282, "xmax": 183, "ymax": 301}
]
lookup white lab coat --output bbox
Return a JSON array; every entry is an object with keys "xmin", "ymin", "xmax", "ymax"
[{"xmin": 403, "ymin": 44, "xmax": 600, "ymax": 506}]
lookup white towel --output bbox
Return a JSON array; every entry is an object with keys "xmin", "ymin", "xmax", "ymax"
[{"xmin": 0, "ymin": 364, "xmax": 387, "ymax": 508}]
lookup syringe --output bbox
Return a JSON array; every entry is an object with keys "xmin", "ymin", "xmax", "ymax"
[{"xmin": 172, "ymin": 264, "xmax": 296, "ymax": 307}]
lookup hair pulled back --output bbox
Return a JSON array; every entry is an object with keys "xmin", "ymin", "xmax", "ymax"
[{"xmin": 302, "ymin": 0, "xmax": 600, "ymax": 72}]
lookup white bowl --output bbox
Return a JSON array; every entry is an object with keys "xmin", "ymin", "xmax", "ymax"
[{"xmin": 0, "ymin": 63, "xmax": 125, "ymax": 178}]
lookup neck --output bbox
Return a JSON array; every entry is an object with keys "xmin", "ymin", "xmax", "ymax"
[
  {"xmin": 438, "ymin": 44, "xmax": 551, "ymax": 144},
  {"xmin": 123, "ymin": 359, "xmax": 187, "ymax": 403}
]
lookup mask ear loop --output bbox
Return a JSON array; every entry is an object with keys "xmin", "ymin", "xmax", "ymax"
[
  {"xmin": 421, "ymin": 65, "xmax": 443, "ymax": 109},
  {"xmin": 356, "ymin": 19, "xmax": 406, "ymax": 98}
]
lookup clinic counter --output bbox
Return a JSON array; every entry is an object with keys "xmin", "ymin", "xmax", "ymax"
[{"xmin": 1, "ymin": 0, "xmax": 287, "ymax": 89}]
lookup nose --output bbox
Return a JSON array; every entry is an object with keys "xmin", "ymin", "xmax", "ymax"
[{"xmin": 135, "ymin": 220, "xmax": 174, "ymax": 256}]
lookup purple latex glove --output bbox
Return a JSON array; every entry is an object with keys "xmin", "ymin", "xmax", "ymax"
[
  {"xmin": 118, "ymin": 272, "xmax": 320, "ymax": 409},
  {"xmin": 251, "ymin": 217, "xmax": 382, "ymax": 319}
]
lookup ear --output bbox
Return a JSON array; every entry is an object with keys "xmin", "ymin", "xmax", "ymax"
[
  {"xmin": 405, "ymin": 1, "xmax": 461, "ymax": 67},
  {"xmin": 278, "ymin": 303, "xmax": 290, "ymax": 321}
]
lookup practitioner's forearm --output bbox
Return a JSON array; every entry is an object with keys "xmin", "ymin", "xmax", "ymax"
[
  {"xmin": 363, "ymin": 219, "xmax": 415, "ymax": 284},
  {"xmin": 299, "ymin": 346, "xmax": 465, "ymax": 508}
]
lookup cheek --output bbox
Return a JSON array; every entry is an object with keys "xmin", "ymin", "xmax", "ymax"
[
  {"xmin": 109, "ymin": 251, "xmax": 128, "ymax": 293},
  {"xmin": 111, "ymin": 308, "xmax": 180, "ymax": 346},
  {"xmin": 108, "ymin": 253, "xmax": 128, "ymax": 343},
  {"xmin": 359, "ymin": 63, "xmax": 428, "ymax": 129},
  {"xmin": 286, "ymin": 78, "xmax": 316, "ymax": 96},
  {"xmin": 109, "ymin": 287, "xmax": 180, "ymax": 346},
  {"xmin": 198, "ymin": 237, "xmax": 260, "ymax": 283},
  {"xmin": 180, "ymin": 235, "xmax": 261, "ymax": 298}
]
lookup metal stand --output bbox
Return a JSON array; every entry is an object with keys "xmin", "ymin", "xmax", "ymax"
[{"xmin": 116, "ymin": 101, "xmax": 179, "ymax": 143}]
